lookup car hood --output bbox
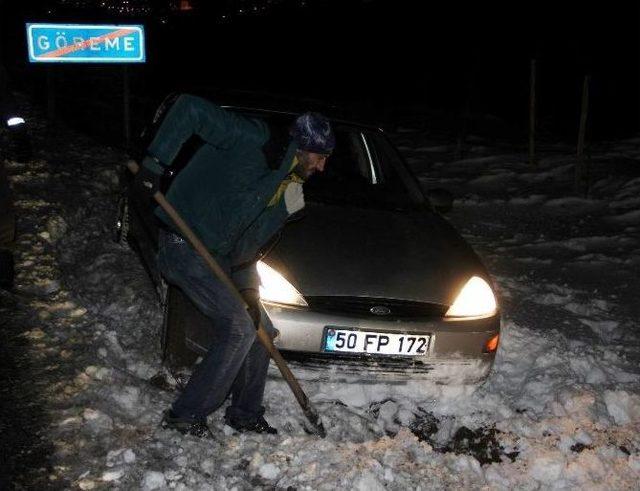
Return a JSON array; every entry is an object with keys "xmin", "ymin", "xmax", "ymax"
[{"xmin": 266, "ymin": 203, "xmax": 488, "ymax": 305}]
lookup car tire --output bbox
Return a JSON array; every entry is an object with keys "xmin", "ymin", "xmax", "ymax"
[
  {"xmin": 162, "ymin": 284, "xmax": 199, "ymax": 370},
  {"xmin": 114, "ymin": 195, "xmax": 130, "ymax": 246}
]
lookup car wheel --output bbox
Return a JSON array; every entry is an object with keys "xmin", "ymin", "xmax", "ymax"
[
  {"xmin": 162, "ymin": 284, "xmax": 199, "ymax": 370},
  {"xmin": 114, "ymin": 195, "xmax": 130, "ymax": 246}
]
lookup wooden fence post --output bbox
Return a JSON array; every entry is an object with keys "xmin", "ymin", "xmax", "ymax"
[
  {"xmin": 575, "ymin": 75, "xmax": 590, "ymax": 195},
  {"xmin": 529, "ymin": 59, "xmax": 536, "ymax": 166},
  {"xmin": 454, "ymin": 74, "xmax": 473, "ymax": 161}
]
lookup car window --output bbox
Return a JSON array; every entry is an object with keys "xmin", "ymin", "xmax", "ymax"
[
  {"xmin": 303, "ymin": 127, "xmax": 428, "ymax": 211},
  {"xmin": 303, "ymin": 127, "xmax": 375, "ymax": 206},
  {"xmin": 234, "ymin": 109, "xmax": 425, "ymax": 211}
]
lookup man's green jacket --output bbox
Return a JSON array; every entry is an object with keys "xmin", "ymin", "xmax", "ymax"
[{"xmin": 144, "ymin": 94, "xmax": 297, "ymax": 286}]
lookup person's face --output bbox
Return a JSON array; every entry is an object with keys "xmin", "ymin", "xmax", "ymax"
[{"xmin": 295, "ymin": 150, "xmax": 329, "ymax": 179}]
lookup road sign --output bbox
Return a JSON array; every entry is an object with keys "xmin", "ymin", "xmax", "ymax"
[{"xmin": 26, "ymin": 23, "xmax": 145, "ymax": 63}]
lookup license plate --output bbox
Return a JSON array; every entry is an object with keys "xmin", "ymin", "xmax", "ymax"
[{"xmin": 324, "ymin": 327, "xmax": 431, "ymax": 356}]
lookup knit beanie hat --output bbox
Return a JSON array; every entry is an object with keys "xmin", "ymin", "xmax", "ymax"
[{"xmin": 290, "ymin": 112, "xmax": 335, "ymax": 154}]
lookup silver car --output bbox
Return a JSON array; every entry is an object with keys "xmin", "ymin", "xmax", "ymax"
[{"xmin": 118, "ymin": 97, "xmax": 500, "ymax": 384}]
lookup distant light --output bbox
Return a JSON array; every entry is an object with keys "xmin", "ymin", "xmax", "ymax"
[{"xmin": 7, "ymin": 117, "xmax": 26, "ymax": 127}]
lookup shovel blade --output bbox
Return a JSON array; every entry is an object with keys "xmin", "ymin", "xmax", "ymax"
[{"xmin": 303, "ymin": 405, "xmax": 327, "ymax": 438}]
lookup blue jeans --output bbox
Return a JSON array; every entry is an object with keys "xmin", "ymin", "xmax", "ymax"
[{"xmin": 157, "ymin": 230, "xmax": 271, "ymax": 424}]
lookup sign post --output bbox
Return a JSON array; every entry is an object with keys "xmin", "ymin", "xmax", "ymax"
[
  {"xmin": 26, "ymin": 23, "xmax": 146, "ymax": 142},
  {"xmin": 123, "ymin": 66, "xmax": 131, "ymax": 145},
  {"xmin": 46, "ymin": 67, "xmax": 55, "ymax": 121}
]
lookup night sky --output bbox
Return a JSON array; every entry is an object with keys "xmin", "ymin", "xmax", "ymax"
[{"xmin": 1, "ymin": 0, "xmax": 638, "ymax": 140}]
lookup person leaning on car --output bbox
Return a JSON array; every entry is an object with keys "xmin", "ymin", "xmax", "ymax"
[{"xmin": 137, "ymin": 94, "xmax": 334, "ymax": 438}]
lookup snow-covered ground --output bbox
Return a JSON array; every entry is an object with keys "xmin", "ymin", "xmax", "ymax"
[{"xmin": 2, "ymin": 102, "xmax": 640, "ymax": 490}]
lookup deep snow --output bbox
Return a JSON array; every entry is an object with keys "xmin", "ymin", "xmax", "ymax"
[{"xmin": 2, "ymin": 100, "xmax": 640, "ymax": 490}]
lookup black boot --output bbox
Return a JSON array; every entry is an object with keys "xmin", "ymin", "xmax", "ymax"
[
  {"xmin": 161, "ymin": 409, "xmax": 214, "ymax": 439},
  {"xmin": 226, "ymin": 415, "xmax": 277, "ymax": 435}
]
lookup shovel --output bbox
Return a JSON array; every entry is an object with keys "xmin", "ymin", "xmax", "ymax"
[{"xmin": 126, "ymin": 160, "xmax": 326, "ymax": 438}]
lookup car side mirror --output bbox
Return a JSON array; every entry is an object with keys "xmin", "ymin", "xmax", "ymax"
[{"xmin": 427, "ymin": 188, "xmax": 454, "ymax": 214}]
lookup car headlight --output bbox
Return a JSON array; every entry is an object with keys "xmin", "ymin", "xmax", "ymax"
[
  {"xmin": 445, "ymin": 276, "xmax": 497, "ymax": 318},
  {"xmin": 256, "ymin": 261, "xmax": 308, "ymax": 307}
]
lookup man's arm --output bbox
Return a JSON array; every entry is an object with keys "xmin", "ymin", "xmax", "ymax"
[
  {"xmin": 231, "ymin": 262, "xmax": 260, "ymax": 291},
  {"xmin": 231, "ymin": 199, "xmax": 290, "ymax": 267},
  {"xmin": 231, "ymin": 263, "xmax": 261, "ymax": 328},
  {"xmin": 146, "ymin": 94, "xmax": 268, "ymax": 167}
]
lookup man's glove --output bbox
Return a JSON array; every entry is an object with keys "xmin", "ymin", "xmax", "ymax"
[
  {"xmin": 240, "ymin": 288, "xmax": 261, "ymax": 329},
  {"xmin": 284, "ymin": 181, "xmax": 305, "ymax": 215}
]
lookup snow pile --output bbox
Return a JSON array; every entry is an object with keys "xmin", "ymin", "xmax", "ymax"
[
  {"xmin": 4, "ymin": 102, "xmax": 639, "ymax": 489},
  {"xmin": 604, "ymin": 391, "xmax": 640, "ymax": 425}
]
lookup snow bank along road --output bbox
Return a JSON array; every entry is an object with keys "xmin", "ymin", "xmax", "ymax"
[{"xmin": 2, "ymin": 104, "xmax": 640, "ymax": 489}]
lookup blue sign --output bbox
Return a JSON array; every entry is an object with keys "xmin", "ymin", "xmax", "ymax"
[{"xmin": 26, "ymin": 23, "xmax": 145, "ymax": 63}]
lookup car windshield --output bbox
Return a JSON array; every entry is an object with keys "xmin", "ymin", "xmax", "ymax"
[
  {"xmin": 305, "ymin": 128, "xmax": 427, "ymax": 211},
  {"xmin": 239, "ymin": 110, "xmax": 427, "ymax": 211}
]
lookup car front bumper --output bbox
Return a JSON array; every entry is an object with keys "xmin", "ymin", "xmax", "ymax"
[{"xmin": 263, "ymin": 301, "xmax": 500, "ymax": 384}]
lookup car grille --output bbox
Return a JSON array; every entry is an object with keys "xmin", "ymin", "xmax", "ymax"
[
  {"xmin": 305, "ymin": 296, "xmax": 448, "ymax": 320},
  {"xmin": 281, "ymin": 351, "xmax": 482, "ymax": 383},
  {"xmin": 281, "ymin": 350, "xmax": 436, "ymax": 373},
  {"xmin": 274, "ymin": 351, "xmax": 488, "ymax": 384}
]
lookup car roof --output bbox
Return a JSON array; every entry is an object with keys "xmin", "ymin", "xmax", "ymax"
[{"xmin": 176, "ymin": 87, "xmax": 385, "ymax": 133}]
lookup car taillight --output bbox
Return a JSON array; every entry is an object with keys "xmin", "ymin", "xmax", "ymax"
[{"xmin": 484, "ymin": 334, "xmax": 499, "ymax": 353}]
